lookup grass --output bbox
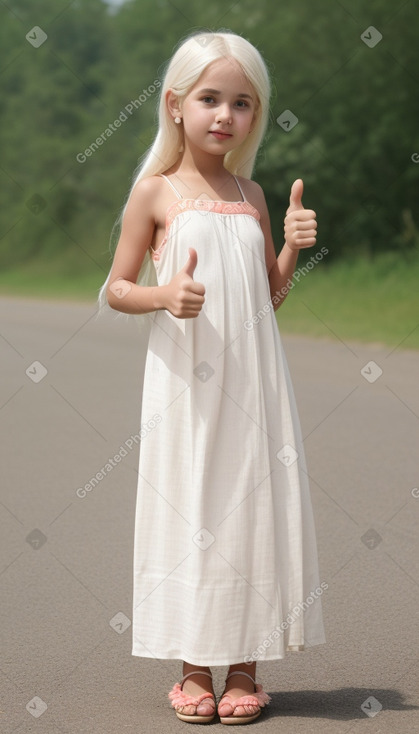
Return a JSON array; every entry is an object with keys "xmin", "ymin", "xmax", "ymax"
[
  {"xmin": 0, "ymin": 261, "xmax": 105, "ymax": 304},
  {"xmin": 1, "ymin": 251, "xmax": 418, "ymax": 350},
  {"xmin": 276, "ymin": 250, "xmax": 419, "ymax": 350}
]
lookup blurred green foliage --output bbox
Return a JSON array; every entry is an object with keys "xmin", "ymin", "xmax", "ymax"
[{"xmin": 0, "ymin": 0, "xmax": 418, "ymax": 282}]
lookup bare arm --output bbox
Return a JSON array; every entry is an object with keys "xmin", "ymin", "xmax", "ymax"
[
  {"xmin": 106, "ymin": 177, "xmax": 166, "ymax": 315},
  {"xmin": 255, "ymin": 180, "xmax": 317, "ymax": 311},
  {"xmin": 106, "ymin": 177, "xmax": 205, "ymax": 318}
]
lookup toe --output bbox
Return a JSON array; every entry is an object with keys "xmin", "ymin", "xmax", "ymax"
[
  {"xmin": 218, "ymin": 699, "xmax": 234, "ymax": 716},
  {"xmin": 234, "ymin": 703, "xmax": 259, "ymax": 717},
  {"xmin": 179, "ymin": 704, "xmax": 195, "ymax": 715},
  {"xmin": 196, "ymin": 698, "xmax": 214, "ymax": 716}
]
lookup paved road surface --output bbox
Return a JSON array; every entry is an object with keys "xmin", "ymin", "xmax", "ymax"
[{"xmin": 1, "ymin": 297, "xmax": 418, "ymax": 733}]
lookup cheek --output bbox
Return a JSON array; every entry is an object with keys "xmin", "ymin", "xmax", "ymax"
[
  {"xmin": 184, "ymin": 106, "xmax": 211, "ymax": 131},
  {"xmin": 236, "ymin": 111, "xmax": 254, "ymax": 131}
]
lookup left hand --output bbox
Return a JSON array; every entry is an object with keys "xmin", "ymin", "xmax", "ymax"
[{"xmin": 284, "ymin": 179, "xmax": 317, "ymax": 251}]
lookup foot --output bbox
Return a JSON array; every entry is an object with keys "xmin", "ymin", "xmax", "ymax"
[
  {"xmin": 218, "ymin": 666, "xmax": 260, "ymax": 719},
  {"xmin": 178, "ymin": 664, "xmax": 215, "ymax": 718}
]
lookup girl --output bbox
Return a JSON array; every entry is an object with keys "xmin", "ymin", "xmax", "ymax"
[{"xmin": 98, "ymin": 29, "xmax": 326, "ymax": 726}]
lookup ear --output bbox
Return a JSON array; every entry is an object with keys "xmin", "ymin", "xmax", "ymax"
[{"xmin": 166, "ymin": 89, "xmax": 182, "ymax": 120}]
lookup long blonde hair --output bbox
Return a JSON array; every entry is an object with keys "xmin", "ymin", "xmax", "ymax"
[{"xmin": 97, "ymin": 29, "xmax": 271, "ymax": 311}]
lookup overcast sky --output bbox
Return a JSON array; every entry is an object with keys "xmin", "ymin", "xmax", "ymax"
[{"xmin": 102, "ymin": 0, "xmax": 127, "ymax": 10}]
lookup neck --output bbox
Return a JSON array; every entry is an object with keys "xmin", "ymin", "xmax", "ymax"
[{"xmin": 174, "ymin": 140, "xmax": 229, "ymax": 180}]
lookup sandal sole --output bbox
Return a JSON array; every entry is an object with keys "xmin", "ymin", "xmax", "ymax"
[
  {"xmin": 175, "ymin": 711, "xmax": 216, "ymax": 723},
  {"xmin": 220, "ymin": 710, "xmax": 261, "ymax": 724}
]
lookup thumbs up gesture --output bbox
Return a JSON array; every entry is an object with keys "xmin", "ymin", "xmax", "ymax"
[
  {"xmin": 284, "ymin": 179, "xmax": 317, "ymax": 251},
  {"xmin": 161, "ymin": 247, "xmax": 206, "ymax": 318}
]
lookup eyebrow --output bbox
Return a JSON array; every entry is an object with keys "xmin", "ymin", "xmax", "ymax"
[{"xmin": 197, "ymin": 87, "xmax": 253, "ymax": 100}]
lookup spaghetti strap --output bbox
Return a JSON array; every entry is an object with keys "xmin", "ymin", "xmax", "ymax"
[
  {"xmin": 158, "ymin": 173, "xmax": 183, "ymax": 199},
  {"xmin": 160, "ymin": 172, "xmax": 245, "ymax": 203},
  {"xmin": 233, "ymin": 174, "xmax": 246, "ymax": 202},
  {"xmin": 133, "ymin": 162, "xmax": 327, "ymax": 665}
]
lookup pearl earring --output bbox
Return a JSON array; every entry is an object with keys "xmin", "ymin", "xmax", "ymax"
[{"xmin": 174, "ymin": 116, "xmax": 182, "ymax": 124}]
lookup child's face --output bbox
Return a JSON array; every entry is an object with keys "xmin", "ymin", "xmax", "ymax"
[{"xmin": 179, "ymin": 57, "xmax": 258, "ymax": 156}]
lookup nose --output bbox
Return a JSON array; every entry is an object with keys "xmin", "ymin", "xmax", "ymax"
[{"xmin": 215, "ymin": 103, "xmax": 232, "ymax": 124}]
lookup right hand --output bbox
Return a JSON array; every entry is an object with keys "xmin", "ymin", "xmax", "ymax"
[{"xmin": 161, "ymin": 247, "xmax": 205, "ymax": 318}]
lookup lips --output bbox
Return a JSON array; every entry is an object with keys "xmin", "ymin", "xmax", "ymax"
[{"xmin": 210, "ymin": 131, "xmax": 232, "ymax": 139}]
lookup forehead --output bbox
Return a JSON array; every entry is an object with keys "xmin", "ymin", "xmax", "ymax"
[{"xmin": 191, "ymin": 57, "xmax": 255, "ymax": 96}]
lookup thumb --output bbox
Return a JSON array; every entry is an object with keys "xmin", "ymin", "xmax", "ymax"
[
  {"xmin": 182, "ymin": 247, "xmax": 197, "ymax": 279},
  {"xmin": 287, "ymin": 178, "xmax": 304, "ymax": 212}
]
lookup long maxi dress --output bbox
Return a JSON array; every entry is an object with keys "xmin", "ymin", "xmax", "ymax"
[{"xmin": 131, "ymin": 173, "xmax": 326, "ymax": 665}]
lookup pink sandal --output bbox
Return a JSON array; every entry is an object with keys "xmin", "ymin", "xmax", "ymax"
[
  {"xmin": 217, "ymin": 670, "xmax": 272, "ymax": 725},
  {"xmin": 168, "ymin": 670, "xmax": 216, "ymax": 723}
]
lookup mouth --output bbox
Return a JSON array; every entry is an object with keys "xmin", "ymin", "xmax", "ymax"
[{"xmin": 209, "ymin": 131, "xmax": 233, "ymax": 140}]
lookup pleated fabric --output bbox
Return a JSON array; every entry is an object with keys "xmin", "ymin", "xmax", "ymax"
[{"xmin": 131, "ymin": 174, "xmax": 326, "ymax": 665}]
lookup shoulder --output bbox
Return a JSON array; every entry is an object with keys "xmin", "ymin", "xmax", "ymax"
[
  {"xmin": 130, "ymin": 174, "xmax": 164, "ymax": 203},
  {"xmin": 126, "ymin": 174, "xmax": 168, "ymax": 224},
  {"xmin": 236, "ymin": 175, "xmax": 269, "ymax": 218}
]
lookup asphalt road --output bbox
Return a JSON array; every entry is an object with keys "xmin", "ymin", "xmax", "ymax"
[{"xmin": 1, "ymin": 296, "xmax": 418, "ymax": 733}]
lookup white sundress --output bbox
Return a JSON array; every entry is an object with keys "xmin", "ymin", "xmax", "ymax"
[{"xmin": 131, "ymin": 173, "xmax": 326, "ymax": 665}]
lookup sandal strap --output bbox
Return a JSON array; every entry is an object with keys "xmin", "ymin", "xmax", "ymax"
[
  {"xmin": 168, "ymin": 682, "xmax": 216, "ymax": 709},
  {"xmin": 180, "ymin": 670, "xmax": 212, "ymax": 688},
  {"xmin": 225, "ymin": 670, "xmax": 256, "ymax": 687},
  {"xmin": 219, "ymin": 679, "xmax": 272, "ymax": 709},
  {"xmin": 169, "ymin": 676, "xmax": 216, "ymax": 710}
]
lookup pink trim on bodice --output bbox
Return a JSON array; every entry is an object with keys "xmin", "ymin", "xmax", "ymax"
[{"xmin": 150, "ymin": 199, "xmax": 261, "ymax": 262}]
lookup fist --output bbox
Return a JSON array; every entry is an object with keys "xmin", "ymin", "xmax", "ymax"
[
  {"xmin": 162, "ymin": 247, "xmax": 205, "ymax": 319},
  {"xmin": 284, "ymin": 179, "xmax": 317, "ymax": 251}
]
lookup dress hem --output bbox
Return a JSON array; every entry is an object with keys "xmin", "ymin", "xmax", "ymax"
[{"xmin": 131, "ymin": 638, "xmax": 326, "ymax": 666}]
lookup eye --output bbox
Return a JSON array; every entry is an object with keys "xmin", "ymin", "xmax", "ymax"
[
  {"xmin": 201, "ymin": 96, "xmax": 215, "ymax": 104},
  {"xmin": 235, "ymin": 100, "xmax": 249, "ymax": 108}
]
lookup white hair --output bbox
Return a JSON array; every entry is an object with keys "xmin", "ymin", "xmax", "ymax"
[{"xmin": 97, "ymin": 29, "xmax": 271, "ymax": 312}]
